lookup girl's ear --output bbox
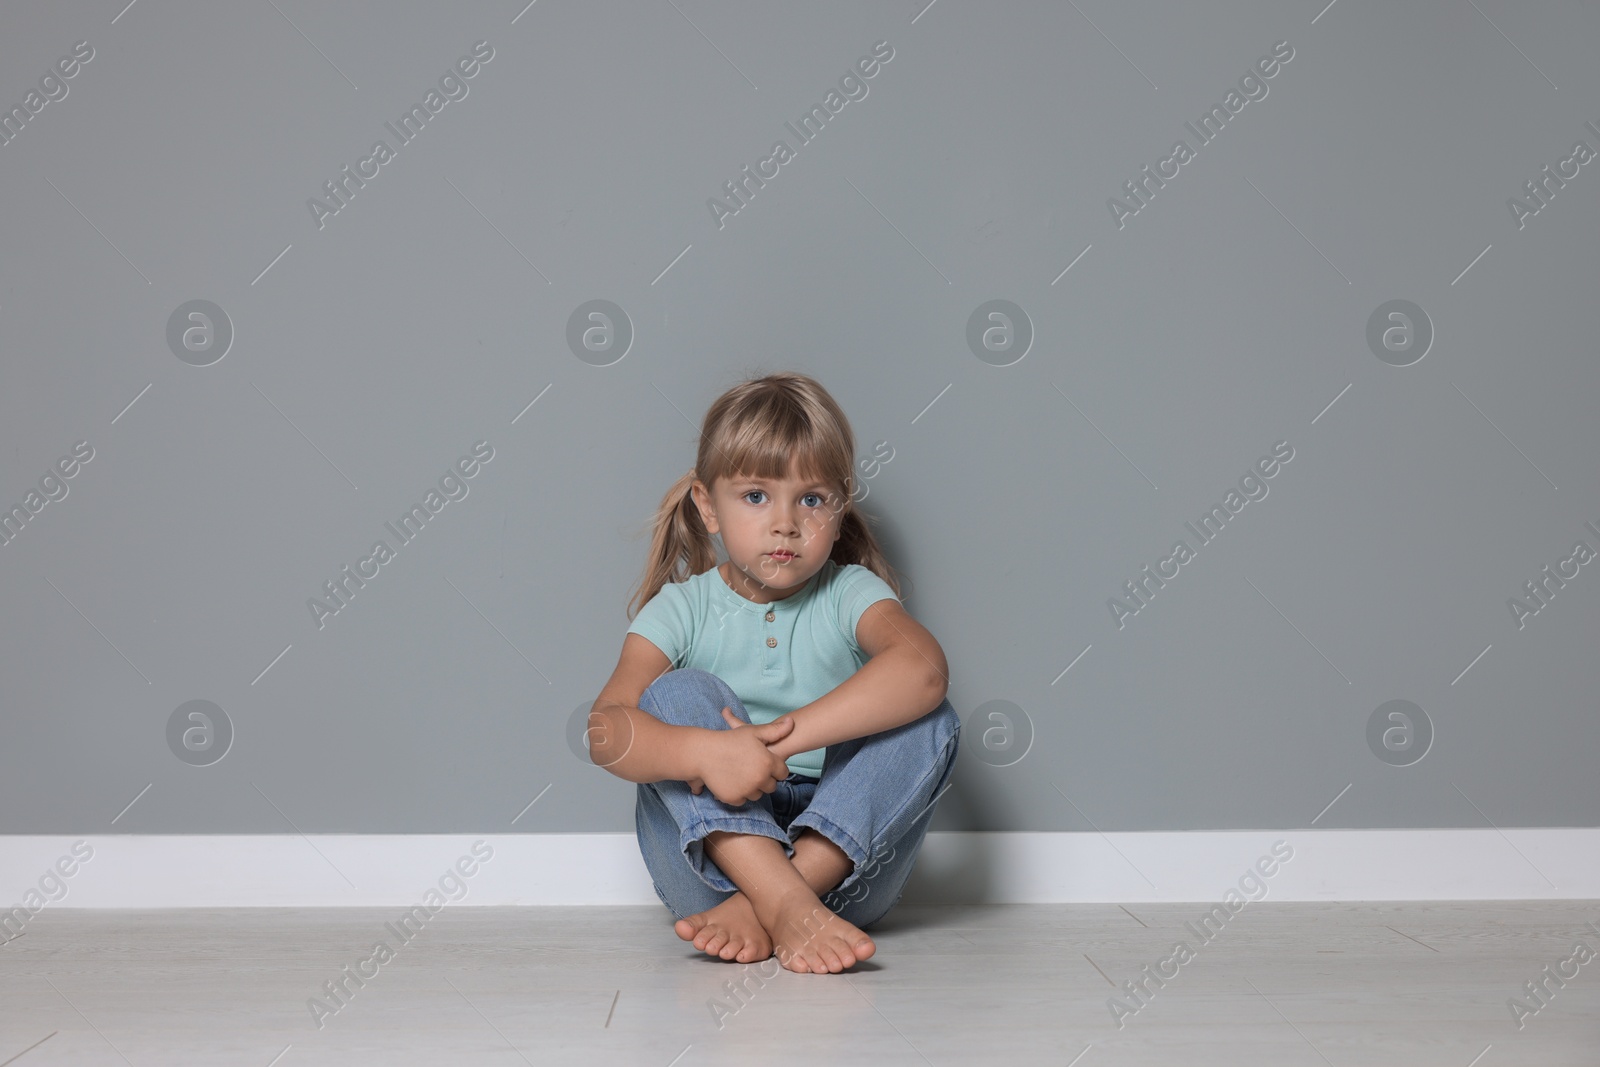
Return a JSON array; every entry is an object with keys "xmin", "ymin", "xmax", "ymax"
[{"xmin": 689, "ymin": 479, "xmax": 719, "ymax": 533}]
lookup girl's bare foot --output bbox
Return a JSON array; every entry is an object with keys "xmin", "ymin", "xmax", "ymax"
[
  {"xmin": 758, "ymin": 886, "xmax": 876, "ymax": 974},
  {"xmin": 674, "ymin": 891, "xmax": 772, "ymax": 963}
]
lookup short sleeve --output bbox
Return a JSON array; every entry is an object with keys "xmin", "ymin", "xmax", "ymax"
[
  {"xmin": 626, "ymin": 580, "xmax": 694, "ymax": 667},
  {"xmin": 833, "ymin": 564, "xmax": 900, "ymax": 654}
]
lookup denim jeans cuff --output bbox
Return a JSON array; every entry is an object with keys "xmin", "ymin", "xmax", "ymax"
[
  {"xmin": 786, "ymin": 811, "xmax": 871, "ymax": 892},
  {"xmin": 680, "ymin": 816, "xmax": 793, "ymax": 893}
]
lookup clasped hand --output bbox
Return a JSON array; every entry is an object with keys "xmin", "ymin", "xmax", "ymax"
[{"xmin": 686, "ymin": 707, "xmax": 795, "ymax": 805}]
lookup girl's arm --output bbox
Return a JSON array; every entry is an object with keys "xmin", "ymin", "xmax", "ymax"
[
  {"xmin": 588, "ymin": 701, "xmax": 703, "ymax": 784},
  {"xmin": 765, "ymin": 600, "xmax": 950, "ymax": 763},
  {"xmin": 590, "ymin": 701, "xmax": 795, "ymax": 804},
  {"xmin": 589, "ymin": 633, "xmax": 793, "ymax": 799},
  {"xmin": 590, "ymin": 633, "xmax": 703, "ymax": 784}
]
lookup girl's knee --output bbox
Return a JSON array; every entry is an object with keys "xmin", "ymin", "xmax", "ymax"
[
  {"xmin": 642, "ymin": 667, "xmax": 715, "ymax": 702},
  {"xmin": 680, "ymin": 667, "xmax": 737, "ymax": 701},
  {"xmin": 640, "ymin": 668, "xmax": 742, "ymax": 724},
  {"xmin": 905, "ymin": 696, "xmax": 961, "ymax": 753},
  {"xmin": 934, "ymin": 698, "xmax": 960, "ymax": 764},
  {"xmin": 639, "ymin": 668, "xmax": 690, "ymax": 716}
]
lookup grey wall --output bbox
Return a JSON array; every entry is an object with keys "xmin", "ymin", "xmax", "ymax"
[{"xmin": 2, "ymin": 0, "xmax": 1596, "ymax": 836}]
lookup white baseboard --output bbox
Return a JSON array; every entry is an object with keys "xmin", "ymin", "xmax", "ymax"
[{"xmin": 1, "ymin": 829, "xmax": 1595, "ymax": 911}]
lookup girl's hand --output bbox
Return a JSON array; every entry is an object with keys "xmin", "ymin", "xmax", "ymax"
[
  {"xmin": 689, "ymin": 708, "xmax": 795, "ymax": 805},
  {"xmin": 686, "ymin": 708, "xmax": 781, "ymax": 794}
]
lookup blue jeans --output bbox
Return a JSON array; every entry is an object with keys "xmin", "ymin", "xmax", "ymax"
[{"xmin": 634, "ymin": 667, "xmax": 960, "ymax": 930}]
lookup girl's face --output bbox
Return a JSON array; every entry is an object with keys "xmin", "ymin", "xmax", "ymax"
[{"xmin": 691, "ymin": 464, "xmax": 845, "ymax": 604}]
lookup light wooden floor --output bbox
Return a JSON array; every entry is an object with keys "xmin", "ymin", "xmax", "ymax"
[{"xmin": 1, "ymin": 901, "xmax": 1596, "ymax": 1064}]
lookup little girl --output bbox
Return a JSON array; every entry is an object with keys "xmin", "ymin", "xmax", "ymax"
[{"xmin": 589, "ymin": 372, "xmax": 960, "ymax": 975}]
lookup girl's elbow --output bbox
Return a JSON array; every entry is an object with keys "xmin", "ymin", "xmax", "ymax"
[{"xmin": 925, "ymin": 654, "xmax": 950, "ymax": 703}]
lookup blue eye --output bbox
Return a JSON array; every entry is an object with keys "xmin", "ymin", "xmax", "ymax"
[{"xmin": 742, "ymin": 489, "xmax": 827, "ymax": 506}]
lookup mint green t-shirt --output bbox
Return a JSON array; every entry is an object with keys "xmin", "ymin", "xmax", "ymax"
[{"xmin": 626, "ymin": 559, "xmax": 900, "ymax": 778}]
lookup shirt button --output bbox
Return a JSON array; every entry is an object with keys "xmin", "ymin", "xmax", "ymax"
[
  {"xmin": 766, "ymin": 637, "xmax": 777, "ymax": 648},
  {"xmin": 765, "ymin": 611, "xmax": 775, "ymax": 622}
]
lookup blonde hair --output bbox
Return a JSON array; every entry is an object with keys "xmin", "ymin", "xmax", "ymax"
[{"xmin": 626, "ymin": 372, "xmax": 901, "ymax": 620}]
